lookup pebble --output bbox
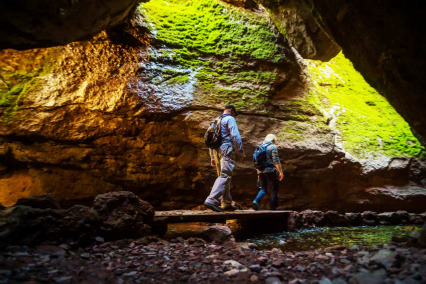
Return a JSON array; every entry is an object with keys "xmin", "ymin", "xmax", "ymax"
[
  {"xmin": 80, "ymin": 253, "xmax": 90, "ymax": 259},
  {"xmin": 266, "ymin": 276, "xmax": 283, "ymax": 284},
  {"xmin": 0, "ymin": 236, "xmax": 424, "ymax": 283},
  {"xmin": 249, "ymin": 264, "xmax": 261, "ymax": 272}
]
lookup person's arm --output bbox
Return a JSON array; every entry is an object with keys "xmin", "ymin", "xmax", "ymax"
[
  {"xmin": 271, "ymin": 145, "xmax": 284, "ymax": 181},
  {"xmin": 275, "ymin": 163, "xmax": 284, "ymax": 181},
  {"xmin": 228, "ymin": 117, "xmax": 245, "ymax": 158}
]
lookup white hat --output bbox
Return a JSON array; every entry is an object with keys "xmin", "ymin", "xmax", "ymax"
[{"xmin": 264, "ymin": 134, "xmax": 276, "ymax": 143}]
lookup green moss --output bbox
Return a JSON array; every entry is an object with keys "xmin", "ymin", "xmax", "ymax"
[
  {"xmin": 278, "ymin": 120, "xmax": 311, "ymax": 142},
  {"xmin": 0, "ymin": 49, "xmax": 60, "ymax": 121},
  {"xmin": 307, "ymin": 52, "xmax": 425, "ymax": 159},
  {"xmin": 139, "ymin": 0, "xmax": 285, "ymax": 111},
  {"xmin": 166, "ymin": 74, "xmax": 190, "ymax": 86},
  {"xmin": 0, "ymin": 72, "xmax": 38, "ymax": 120},
  {"xmin": 140, "ymin": 0, "xmax": 282, "ymax": 61}
]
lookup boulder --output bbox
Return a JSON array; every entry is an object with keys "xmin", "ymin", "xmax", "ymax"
[
  {"xmin": 287, "ymin": 211, "xmax": 302, "ymax": 232},
  {"xmin": 409, "ymin": 214, "xmax": 426, "ymax": 225},
  {"xmin": 200, "ymin": 225, "xmax": 235, "ymax": 244},
  {"xmin": 0, "ymin": 204, "xmax": 98, "ymax": 246},
  {"xmin": 15, "ymin": 194, "xmax": 61, "ymax": 209},
  {"xmin": 378, "ymin": 211, "xmax": 409, "ymax": 225},
  {"xmin": 324, "ymin": 210, "xmax": 348, "ymax": 226},
  {"xmin": 288, "ymin": 210, "xmax": 327, "ymax": 232},
  {"xmin": 62, "ymin": 205, "xmax": 99, "ymax": 246},
  {"xmin": 301, "ymin": 210, "xmax": 325, "ymax": 227},
  {"xmin": 345, "ymin": 213, "xmax": 363, "ymax": 226},
  {"xmin": 362, "ymin": 211, "xmax": 379, "ymax": 226},
  {"xmin": 93, "ymin": 191, "xmax": 155, "ymax": 240}
]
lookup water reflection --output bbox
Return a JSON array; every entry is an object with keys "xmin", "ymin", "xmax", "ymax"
[
  {"xmin": 164, "ymin": 223, "xmax": 419, "ymax": 252},
  {"xmin": 247, "ymin": 225, "xmax": 420, "ymax": 252}
]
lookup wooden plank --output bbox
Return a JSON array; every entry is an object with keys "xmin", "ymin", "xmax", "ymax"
[{"xmin": 154, "ymin": 210, "xmax": 292, "ymax": 223}]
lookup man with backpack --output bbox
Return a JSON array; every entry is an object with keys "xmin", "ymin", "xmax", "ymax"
[
  {"xmin": 252, "ymin": 134, "xmax": 284, "ymax": 210},
  {"xmin": 204, "ymin": 104, "xmax": 245, "ymax": 212}
]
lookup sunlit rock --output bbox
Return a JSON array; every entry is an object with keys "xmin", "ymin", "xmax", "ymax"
[{"xmin": 254, "ymin": 0, "xmax": 341, "ymax": 61}]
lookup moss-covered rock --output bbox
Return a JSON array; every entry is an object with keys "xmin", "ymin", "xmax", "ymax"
[
  {"xmin": 138, "ymin": 0, "xmax": 301, "ymax": 112},
  {"xmin": 306, "ymin": 52, "xmax": 425, "ymax": 160}
]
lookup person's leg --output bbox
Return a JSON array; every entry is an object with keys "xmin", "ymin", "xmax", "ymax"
[
  {"xmin": 269, "ymin": 171, "xmax": 280, "ymax": 210},
  {"xmin": 205, "ymin": 144, "xmax": 234, "ymax": 207},
  {"xmin": 253, "ymin": 173, "xmax": 268, "ymax": 210},
  {"xmin": 220, "ymin": 145, "xmax": 235, "ymax": 208},
  {"xmin": 254, "ymin": 188, "xmax": 267, "ymax": 202}
]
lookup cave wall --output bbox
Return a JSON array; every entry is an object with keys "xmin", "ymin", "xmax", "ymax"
[
  {"xmin": 0, "ymin": 0, "xmax": 425, "ymax": 212},
  {"xmin": 1, "ymin": 0, "xmax": 425, "ymax": 148},
  {"xmin": 254, "ymin": 0, "xmax": 341, "ymax": 61},
  {"xmin": 0, "ymin": 0, "xmax": 142, "ymax": 50},
  {"xmin": 310, "ymin": 0, "xmax": 426, "ymax": 145},
  {"xmin": 255, "ymin": 0, "xmax": 426, "ymax": 145}
]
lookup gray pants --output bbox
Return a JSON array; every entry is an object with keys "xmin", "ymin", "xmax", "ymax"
[{"xmin": 205, "ymin": 143, "xmax": 235, "ymax": 207}]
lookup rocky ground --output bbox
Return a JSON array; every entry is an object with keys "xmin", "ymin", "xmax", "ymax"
[
  {"xmin": 0, "ymin": 235, "xmax": 425, "ymax": 284},
  {"xmin": 1, "ymin": 193, "xmax": 425, "ymax": 283}
]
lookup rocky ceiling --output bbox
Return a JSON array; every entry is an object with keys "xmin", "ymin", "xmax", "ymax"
[
  {"xmin": 0, "ymin": 0, "xmax": 425, "ymax": 144},
  {"xmin": 0, "ymin": 0, "xmax": 142, "ymax": 50}
]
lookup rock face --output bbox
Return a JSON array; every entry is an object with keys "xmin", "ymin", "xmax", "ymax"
[
  {"xmin": 0, "ymin": 1, "xmax": 424, "ymax": 144},
  {"xmin": 200, "ymin": 225, "xmax": 235, "ymax": 244},
  {"xmin": 260, "ymin": 0, "xmax": 426, "ymax": 144},
  {"xmin": 0, "ymin": 191, "xmax": 154, "ymax": 246},
  {"xmin": 0, "ymin": 204, "xmax": 99, "ymax": 246},
  {"xmin": 0, "ymin": 0, "xmax": 142, "ymax": 50},
  {"xmin": 0, "ymin": 0, "xmax": 425, "ymax": 212},
  {"xmin": 256, "ymin": 0, "xmax": 341, "ymax": 61},
  {"xmin": 93, "ymin": 191, "xmax": 154, "ymax": 240},
  {"xmin": 311, "ymin": 0, "xmax": 426, "ymax": 144},
  {"xmin": 255, "ymin": 0, "xmax": 426, "ymax": 144}
]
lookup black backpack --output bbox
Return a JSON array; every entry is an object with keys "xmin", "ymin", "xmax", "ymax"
[
  {"xmin": 205, "ymin": 114, "xmax": 225, "ymax": 149},
  {"xmin": 253, "ymin": 142, "xmax": 273, "ymax": 170}
]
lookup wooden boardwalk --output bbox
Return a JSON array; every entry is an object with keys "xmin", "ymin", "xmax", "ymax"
[{"xmin": 155, "ymin": 210, "xmax": 293, "ymax": 223}]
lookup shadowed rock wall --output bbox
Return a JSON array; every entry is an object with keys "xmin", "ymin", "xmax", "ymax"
[
  {"xmin": 310, "ymin": 0, "xmax": 426, "ymax": 145},
  {"xmin": 0, "ymin": 0, "xmax": 142, "ymax": 50},
  {"xmin": 255, "ymin": 0, "xmax": 426, "ymax": 144}
]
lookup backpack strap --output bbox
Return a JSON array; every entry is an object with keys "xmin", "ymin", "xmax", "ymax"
[
  {"xmin": 262, "ymin": 142, "xmax": 274, "ymax": 167},
  {"xmin": 261, "ymin": 142, "xmax": 272, "ymax": 148},
  {"xmin": 214, "ymin": 114, "xmax": 229, "ymax": 132}
]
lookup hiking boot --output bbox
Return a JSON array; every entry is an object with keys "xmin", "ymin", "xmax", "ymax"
[
  {"xmin": 221, "ymin": 204, "xmax": 237, "ymax": 211},
  {"xmin": 252, "ymin": 201, "xmax": 260, "ymax": 211},
  {"xmin": 204, "ymin": 202, "xmax": 223, "ymax": 212}
]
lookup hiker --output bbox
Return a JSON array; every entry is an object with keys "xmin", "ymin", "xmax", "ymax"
[
  {"xmin": 204, "ymin": 104, "xmax": 245, "ymax": 212},
  {"xmin": 252, "ymin": 134, "xmax": 284, "ymax": 210}
]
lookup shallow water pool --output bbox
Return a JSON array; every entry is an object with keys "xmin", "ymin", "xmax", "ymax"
[{"xmin": 246, "ymin": 225, "xmax": 420, "ymax": 251}]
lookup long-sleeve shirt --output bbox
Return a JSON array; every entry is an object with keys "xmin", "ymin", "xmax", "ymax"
[
  {"xmin": 258, "ymin": 143, "xmax": 280, "ymax": 173},
  {"xmin": 209, "ymin": 114, "xmax": 244, "ymax": 159},
  {"xmin": 220, "ymin": 115, "xmax": 244, "ymax": 154}
]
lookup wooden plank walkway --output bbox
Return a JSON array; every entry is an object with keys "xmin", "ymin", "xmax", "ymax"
[{"xmin": 155, "ymin": 210, "xmax": 293, "ymax": 223}]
